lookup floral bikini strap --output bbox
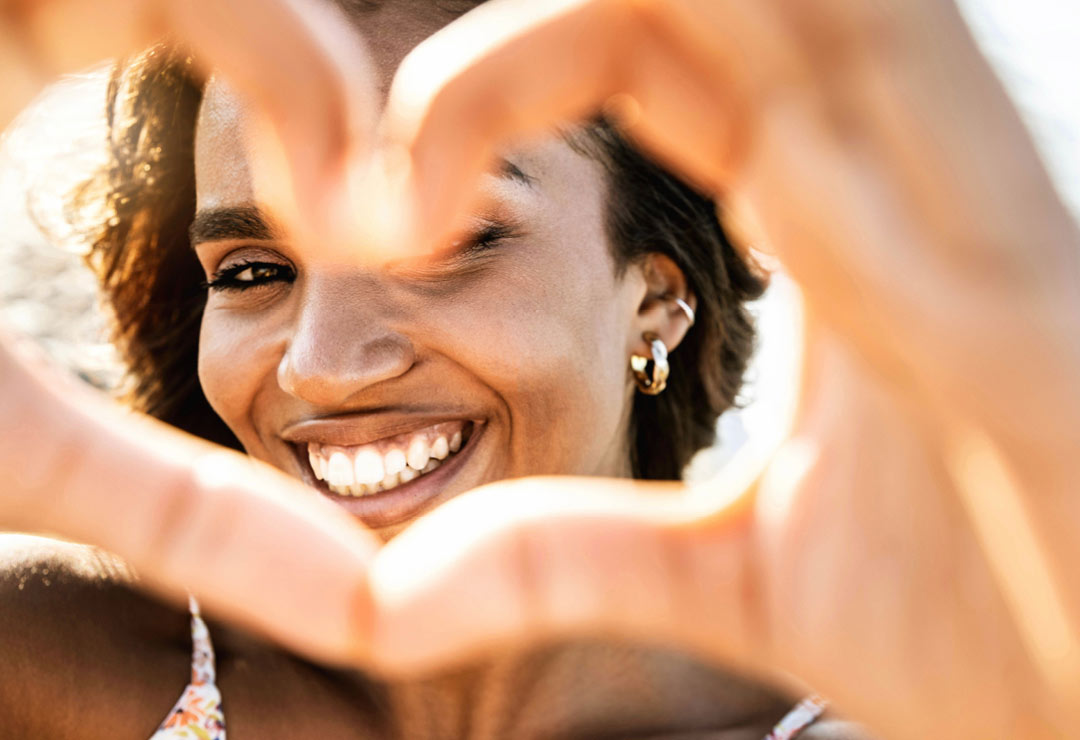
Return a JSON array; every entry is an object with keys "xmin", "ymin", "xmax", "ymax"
[
  {"xmin": 146, "ymin": 597, "xmax": 821, "ymax": 740},
  {"xmin": 148, "ymin": 596, "xmax": 227, "ymax": 739}
]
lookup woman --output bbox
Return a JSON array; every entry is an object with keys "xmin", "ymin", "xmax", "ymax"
[
  {"xmin": 3, "ymin": 1, "xmax": 863, "ymax": 738},
  {"xmin": 4, "ymin": 0, "xmax": 1079, "ymax": 736}
]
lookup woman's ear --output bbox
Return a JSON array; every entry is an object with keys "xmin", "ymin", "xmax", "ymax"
[{"xmin": 629, "ymin": 253, "xmax": 697, "ymax": 358}]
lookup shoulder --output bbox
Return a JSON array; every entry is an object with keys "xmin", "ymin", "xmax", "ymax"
[
  {"xmin": 0, "ymin": 534, "xmax": 191, "ymax": 739},
  {"xmin": 0, "ymin": 532, "xmax": 135, "ymax": 591},
  {"xmin": 0, "ymin": 533, "xmax": 185, "ymax": 641},
  {"xmin": 0, "ymin": 533, "xmax": 143, "ymax": 644}
]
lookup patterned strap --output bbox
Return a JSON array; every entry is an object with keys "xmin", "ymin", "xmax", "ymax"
[
  {"xmin": 148, "ymin": 596, "xmax": 227, "ymax": 739},
  {"xmin": 763, "ymin": 695, "xmax": 828, "ymax": 740},
  {"xmin": 142, "ymin": 598, "xmax": 818, "ymax": 740}
]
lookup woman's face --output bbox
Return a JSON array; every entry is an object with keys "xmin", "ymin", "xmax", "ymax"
[{"xmin": 192, "ymin": 1, "xmax": 656, "ymax": 538}]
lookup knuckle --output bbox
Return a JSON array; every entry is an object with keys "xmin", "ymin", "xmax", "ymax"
[
  {"xmin": 141, "ymin": 452, "xmax": 244, "ymax": 586},
  {"xmin": 506, "ymin": 516, "xmax": 548, "ymax": 627},
  {"xmin": 430, "ymin": 70, "xmax": 522, "ymax": 145},
  {"xmin": 136, "ymin": 466, "xmax": 204, "ymax": 583},
  {"xmin": 681, "ymin": 515, "xmax": 771, "ymax": 661},
  {"xmin": 781, "ymin": 0, "xmax": 906, "ymax": 70}
]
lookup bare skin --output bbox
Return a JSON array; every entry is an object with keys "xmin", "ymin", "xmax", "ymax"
[
  {"xmin": 0, "ymin": 537, "xmax": 393, "ymax": 739},
  {"xmin": 0, "ymin": 2, "xmax": 864, "ymax": 738},
  {"xmin": 360, "ymin": 4, "xmax": 1080, "ymax": 739},
  {"xmin": 0, "ymin": 537, "xmax": 857, "ymax": 739},
  {"xmin": 0, "ymin": 0, "xmax": 1077, "ymax": 737},
  {"xmin": 193, "ymin": 87, "xmax": 679, "ymax": 540}
]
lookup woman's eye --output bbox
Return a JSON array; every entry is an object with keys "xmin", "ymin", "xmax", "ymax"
[
  {"xmin": 205, "ymin": 261, "xmax": 295, "ymax": 292},
  {"xmin": 456, "ymin": 221, "xmax": 514, "ymax": 256}
]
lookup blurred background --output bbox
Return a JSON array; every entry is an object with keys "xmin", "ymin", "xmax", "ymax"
[{"xmin": 1, "ymin": 0, "xmax": 1077, "ymax": 478}]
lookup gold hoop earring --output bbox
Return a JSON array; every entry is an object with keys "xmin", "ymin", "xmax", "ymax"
[{"xmin": 630, "ymin": 334, "xmax": 669, "ymax": 395}]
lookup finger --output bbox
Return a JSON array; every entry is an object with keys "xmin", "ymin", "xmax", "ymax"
[
  {"xmin": 605, "ymin": 19, "xmax": 740, "ymax": 197},
  {"xmin": 380, "ymin": 0, "xmax": 631, "ymax": 254},
  {"xmin": 362, "ymin": 476, "xmax": 767, "ymax": 679},
  {"xmin": 380, "ymin": 0, "xmax": 803, "ymax": 256},
  {"xmin": 1, "ymin": 0, "xmax": 378, "ymax": 260},
  {"xmin": 0, "ymin": 0, "xmax": 175, "ymax": 132},
  {"xmin": 169, "ymin": 0, "xmax": 379, "ymax": 260},
  {"xmin": 0, "ymin": 11, "xmax": 43, "ymax": 128},
  {"xmin": 0, "ymin": 0, "xmax": 161, "ymax": 75},
  {"xmin": 0, "ymin": 340, "xmax": 376, "ymax": 665}
]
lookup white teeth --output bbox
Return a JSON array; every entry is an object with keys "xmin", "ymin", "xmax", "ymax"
[
  {"xmin": 327, "ymin": 452, "xmax": 354, "ymax": 488},
  {"xmin": 384, "ymin": 448, "xmax": 407, "ymax": 476},
  {"xmin": 353, "ymin": 448, "xmax": 385, "ymax": 486},
  {"xmin": 309, "ymin": 447, "xmax": 325, "ymax": 480},
  {"xmin": 406, "ymin": 437, "xmax": 431, "ymax": 471},
  {"xmin": 307, "ymin": 423, "xmax": 469, "ymax": 496}
]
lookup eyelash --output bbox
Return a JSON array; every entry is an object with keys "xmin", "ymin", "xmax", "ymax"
[
  {"xmin": 203, "ymin": 220, "xmax": 515, "ymax": 293},
  {"xmin": 204, "ymin": 261, "xmax": 296, "ymax": 292},
  {"xmin": 451, "ymin": 219, "xmax": 515, "ymax": 257}
]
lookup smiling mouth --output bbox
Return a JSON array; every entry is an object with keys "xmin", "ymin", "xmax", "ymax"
[{"xmin": 300, "ymin": 420, "xmax": 475, "ymax": 497}]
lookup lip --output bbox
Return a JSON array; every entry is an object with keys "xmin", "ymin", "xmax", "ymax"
[
  {"xmin": 281, "ymin": 411, "xmax": 472, "ymax": 448},
  {"xmin": 284, "ymin": 416, "xmax": 484, "ymax": 529}
]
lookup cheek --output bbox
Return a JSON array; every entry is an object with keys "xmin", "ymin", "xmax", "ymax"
[
  {"xmin": 197, "ymin": 306, "xmax": 281, "ymax": 447},
  {"xmin": 423, "ymin": 249, "xmax": 637, "ymax": 476}
]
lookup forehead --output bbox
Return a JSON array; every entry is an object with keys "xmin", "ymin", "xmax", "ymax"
[
  {"xmin": 348, "ymin": 0, "xmax": 482, "ymax": 97},
  {"xmin": 194, "ymin": 0, "xmax": 604, "ymax": 223},
  {"xmin": 195, "ymin": 0, "xmax": 473, "ymax": 211}
]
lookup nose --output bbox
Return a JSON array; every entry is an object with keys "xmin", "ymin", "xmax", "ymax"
[{"xmin": 277, "ymin": 278, "xmax": 415, "ymax": 407}]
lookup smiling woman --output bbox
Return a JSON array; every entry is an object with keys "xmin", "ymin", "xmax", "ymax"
[
  {"xmin": 81, "ymin": 39, "xmax": 767, "ymax": 538},
  {"xmin": 0, "ymin": 1, "xmax": 873, "ymax": 738},
  {"xmin": 188, "ymin": 73, "xmax": 756, "ymax": 537}
]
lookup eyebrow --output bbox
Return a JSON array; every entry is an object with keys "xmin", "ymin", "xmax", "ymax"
[
  {"xmin": 189, "ymin": 161, "xmax": 534, "ymax": 247},
  {"xmin": 499, "ymin": 158, "xmax": 537, "ymax": 187},
  {"xmin": 189, "ymin": 206, "xmax": 277, "ymax": 247}
]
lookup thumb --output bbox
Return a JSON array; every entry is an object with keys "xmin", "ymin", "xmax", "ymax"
[
  {"xmin": 0, "ymin": 338, "xmax": 378, "ymax": 666},
  {"xmin": 363, "ymin": 476, "xmax": 769, "ymax": 678},
  {"xmin": 170, "ymin": 0, "xmax": 383, "ymax": 261}
]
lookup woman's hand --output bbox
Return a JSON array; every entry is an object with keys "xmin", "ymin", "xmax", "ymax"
[
  {"xmin": 0, "ymin": 0, "xmax": 379, "ymax": 248},
  {"xmin": 363, "ymin": 327, "xmax": 1079, "ymax": 739},
  {"xmin": 360, "ymin": 1, "xmax": 1080, "ymax": 737},
  {"xmin": 384, "ymin": 0, "xmax": 1080, "ymax": 454},
  {"xmin": 3, "ymin": 0, "xmax": 1079, "ymax": 736},
  {"xmin": 0, "ymin": 334, "xmax": 380, "ymax": 665},
  {"xmin": 0, "ymin": 0, "xmax": 389, "ymax": 663}
]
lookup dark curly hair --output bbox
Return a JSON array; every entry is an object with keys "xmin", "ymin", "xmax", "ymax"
[{"xmin": 72, "ymin": 14, "xmax": 766, "ymax": 481}]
